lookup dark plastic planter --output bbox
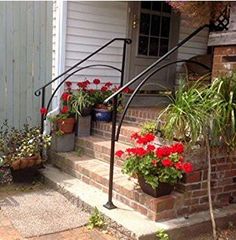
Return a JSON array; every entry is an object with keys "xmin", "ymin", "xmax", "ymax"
[
  {"xmin": 10, "ymin": 166, "xmax": 38, "ymax": 183},
  {"xmin": 138, "ymin": 175, "xmax": 174, "ymax": 198},
  {"xmin": 94, "ymin": 108, "xmax": 112, "ymax": 122}
]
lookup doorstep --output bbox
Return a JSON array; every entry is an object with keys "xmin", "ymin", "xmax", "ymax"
[{"xmin": 40, "ymin": 165, "xmax": 236, "ymax": 240}]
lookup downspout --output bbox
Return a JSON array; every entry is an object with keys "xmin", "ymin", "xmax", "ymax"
[{"xmin": 44, "ymin": 0, "xmax": 67, "ymax": 134}]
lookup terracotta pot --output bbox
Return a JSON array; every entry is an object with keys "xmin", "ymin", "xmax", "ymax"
[
  {"xmin": 138, "ymin": 175, "xmax": 174, "ymax": 198},
  {"xmin": 11, "ymin": 159, "xmax": 21, "ymax": 170},
  {"xmin": 20, "ymin": 158, "xmax": 29, "ymax": 169},
  {"xmin": 57, "ymin": 117, "xmax": 75, "ymax": 134}
]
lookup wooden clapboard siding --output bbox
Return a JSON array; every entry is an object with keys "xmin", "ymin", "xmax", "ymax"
[
  {"xmin": 0, "ymin": 1, "xmax": 52, "ymax": 128},
  {"xmin": 65, "ymin": 1, "xmax": 129, "ymax": 84},
  {"xmin": 177, "ymin": 16, "xmax": 209, "ymax": 73}
]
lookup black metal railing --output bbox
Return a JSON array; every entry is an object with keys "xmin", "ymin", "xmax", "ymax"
[
  {"xmin": 34, "ymin": 38, "xmax": 132, "ymax": 133},
  {"xmin": 103, "ymin": 24, "xmax": 211, "ymax": 209}
]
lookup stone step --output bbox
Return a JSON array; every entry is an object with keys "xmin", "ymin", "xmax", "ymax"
[
  {"xmin": 117, "ymin": 107, "xmax": 163, "ymax": 124},
  {"xmin": 76, "ymin": 135, "xmax": 129, "ymax": 167},
  {"xmin": 41, "ymin": 165, "xmax": 236, "ymax": 240},
  {"xmin": 50, "ymin": 151, "xmax": 184, "ymax": 221},
  {"xmin": 91, "ymin": 121, "xmax": 140, "ymax": 144}
]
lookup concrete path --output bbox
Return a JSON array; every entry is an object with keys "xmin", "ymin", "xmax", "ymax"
[{"xmin": 0, "ymin": 182, "xmax": 116, "ymax": 240}]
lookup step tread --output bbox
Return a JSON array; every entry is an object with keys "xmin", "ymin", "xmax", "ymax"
[{"xmin": 77, "ymin": 135, "xmax": 130, "ymax": 151}]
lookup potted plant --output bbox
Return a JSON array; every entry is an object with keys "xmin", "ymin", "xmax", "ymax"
[
  {"xmin": 0, "ymin": 122, "xmax": 51, "ymax": 182},
  {"xmin": 47, "ymin": 88, "xmax": 77, "ymax": 152},
  {"xmin": 115, "ymin": 132, "xmax": 193, "ymax": 197},
  {"xmin": 70, "ymin": 80, "xmax": 95, "ymax": 136}
]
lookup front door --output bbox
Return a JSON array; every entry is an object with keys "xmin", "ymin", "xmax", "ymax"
[{"xmin": 127, "ymin": 1, "xmax": 180, "ymax": 95}]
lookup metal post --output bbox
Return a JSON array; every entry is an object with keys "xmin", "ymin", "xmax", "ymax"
[
  {"xmin": 40, "ymin": 88, "xmax": 46, "ymax": 134},
  {"xmin": 104, "ymin": 95, "xmax": 118, "ymax": 209},
  {"xmin": 120, "ymin": 40, "xmax": 128, "ymax": 88}
]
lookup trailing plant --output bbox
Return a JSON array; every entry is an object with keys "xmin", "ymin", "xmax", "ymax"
[
  {"xmin": 0, "ymin": 122, "xmax": 51, "ymax": 166},
  {"xmin": 115, "ymin": 132, "xmax": 193, "ymax": 189},
  {"xmin": 87, "ymin": 207, "xmax": 106, "ymax": 230},
  {"xmin": 168, "ymin": 2, "xmax": 228, "ymax": 28}
]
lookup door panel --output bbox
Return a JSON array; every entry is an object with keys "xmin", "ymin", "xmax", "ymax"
[{"xmin": 127, "ymin": 1, "xmax": 180, "ymax": 92}]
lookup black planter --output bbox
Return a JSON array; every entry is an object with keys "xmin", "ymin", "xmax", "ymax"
[
  {"xmin": 138, "ymin": 175, "xmax": 174, "ymax": 198},
  {"xmin": 10, "ymin": 166, "xmax": 38, "ymax": 183},
  {"xmin": 80, "ymin": 107, "xmax": 92, "ymax": 117}
]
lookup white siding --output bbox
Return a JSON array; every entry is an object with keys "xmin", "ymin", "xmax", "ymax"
[
  {"xmin": 0, "ymin": 1, "xmax": 52, "ymax": 128},
  {"xmin": 65, "ymin": 1, "xmax": 129, "ymax": 85},
  {"xmin": 177, "ymin": 16, "xmax": 209, "ymax": 73}
]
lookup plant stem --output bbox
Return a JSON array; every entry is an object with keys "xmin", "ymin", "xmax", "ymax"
[{"xmin": 205, "ymin": 135, "xmax": 217, "ymax": 240}]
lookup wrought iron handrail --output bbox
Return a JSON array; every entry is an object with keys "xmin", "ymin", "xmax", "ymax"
[
  {"xmin": 34, "ymin": 38, "xmax": 132, "ymax": 133},
  {"xmin": 103, "ymin": 24, "xmax": 211, "ymax": 210}
]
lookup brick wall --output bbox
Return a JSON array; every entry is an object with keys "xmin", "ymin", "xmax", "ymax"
[
  {"xmin": 176, "ymin": 147, "xmax": 236, "ymax": 217},
  {"xmin": 212, "ymin": 45, "xmax": 236, "ymax": 78}
]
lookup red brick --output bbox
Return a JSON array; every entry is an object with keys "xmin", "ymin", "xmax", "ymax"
[{"xmin": 183, "ymin": 171, "xmax": 201, "ymax": 183}]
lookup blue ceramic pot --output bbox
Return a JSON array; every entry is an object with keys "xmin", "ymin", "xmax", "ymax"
[{"xmin": 94, "ymin": 108, "xmax": 112, "ymax": 122}]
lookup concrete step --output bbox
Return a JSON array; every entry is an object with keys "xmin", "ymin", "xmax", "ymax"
[
  {"xmin": 50, "ymin": 151, "xmax": 183, "ymax": 221},
  {"xmin": 40, "ymin": 165, "xmax": 236, "ymax": 240},
  {"xmin": 91, "ymin": 121, "xmax": 140, "ymax": 144},
  {"xmin": 75, "ymin": 135, "xmax": 130, "ymax": 167}
]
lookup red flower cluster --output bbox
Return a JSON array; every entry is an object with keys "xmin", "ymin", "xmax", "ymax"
[
  {"xmin": 77, "ymin": 80, "xmax": 90, "ymax": 90},
  {"xmin": 65, "ymin": 81, "xmax": 72, "ymax": 87},
  {"xmin": 115, "ymin": 131, "xmax": 193, "ymax": 175},
  {"xmin": 93, "ymin": 79, "xmax": 100, "ymax": 85},
  {"xmin": 61, "ymin": 105, "xmax": 69, "ymax": 114},
  {"xmin": 40, "ymin": 107, "xmax": 48, "ymax": 116},
  {"xmin": 61, "ymin": 92, "xmax": 72, "ymax": 102}
]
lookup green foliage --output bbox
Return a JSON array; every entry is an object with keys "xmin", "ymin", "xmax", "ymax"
[
  {"xmin": 87, "ymin": 207, "xmax": 106, "ymax": 230},
  {"xmin": 76, "ymin": 148, "xmax": 84, "ymax": 157},
  {"xmin": 70, "ymin": 90, "xmax": 94, "ymax": 116},
  {"xmin": 141, "ymin": 121, "xmax": 158, "ymax": 135},
  {"xmin": 156, "ymin": 229, "xmax": 170, "ymax": 240},
  {"xmin": 0, "ymin": 122, "xmax": 51, "ymax": 165},
  {"xmin": 158, "ymin": 81, "xmax": 214, "ymax": 145}
]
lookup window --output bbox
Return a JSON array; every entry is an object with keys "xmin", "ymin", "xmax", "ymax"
[{"xmin": 138, "ymin": 1, "xmax": 171, "ymax": 57}]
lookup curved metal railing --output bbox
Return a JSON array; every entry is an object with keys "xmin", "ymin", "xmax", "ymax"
[
  {"xmin": 103, "ymin": 24, "xmax": 211, "ymax": 209},
  {"xmin": 35, "ymin": 38, "xmax": 132, "ymax": 133}
]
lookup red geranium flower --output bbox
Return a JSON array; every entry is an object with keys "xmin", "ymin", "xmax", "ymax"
[
  {"xmin": 84, "ymin": 80, "xmax": 90, "ymax": 85},
  {"xmin": 136, "ymin": 133, "xmax": 155, "ymax": 145},
  {"xmin": 65, "ymin": 81, "xmax": 72, "ymax": 87},
  {"xmin": 115, "ymin": 150, "xmax": 124, "ymax": 158},
  {"xmin": 161, "ymin": 158, "xmax": 173, "ymax": 167},
  {"xmin": 172, "ymin": 143, "xmax": 184, "ymax": 154},
  {"xmin": 61, "ymin": 106, "xmax": 69, "ymax": 114},
  {"xmin": 182, "ymin": 162, "xmax": 193, "ymax": 173},
  {"xmin": 105, "ymin": 82, "xmax": 112, "ymax": 87},
  {"xmin": 147, "ymin": 144, "xmax": 155, "ymax": 152},
  {"xmin": 40, "ymin": 107, "xmax": 48, "ymax": 116},
  {"xmin": 61, "ymin": 92, "xmax": 71, "ymax": 102},
  {"xmin": 131, "ymin": 132, "xmax": 139, "ymax": 140},
  {"xmin": 175, "ymin": 162, "xmax": 183, "ymax": 170},
  {"xmin": 93, "ymin": 78, "xmax": 101, "ymax": 85},
  {"xmin": 123, "ymin": 87, "xmax": 132, "ymax": 94},
  {"xmin": 101, "ymin": 86, "xmax": 108, "ymax": 92},
  {"xmin": 156, "ymin": 146, "xmax": 172, "ymax": 158}
]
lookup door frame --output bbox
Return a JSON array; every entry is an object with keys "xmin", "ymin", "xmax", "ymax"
[{"xmin": 125, "ymin": 1, "xmax": 181, "ymax": 88}]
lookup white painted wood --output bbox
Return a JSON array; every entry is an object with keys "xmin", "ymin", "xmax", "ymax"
[
  {"xmin": 0, "ymin": 1, "xmax": 52, "ymax": 128},
  {"xmin": 64, "ymin": 1, "xmax": 129, "ymax": 85}
]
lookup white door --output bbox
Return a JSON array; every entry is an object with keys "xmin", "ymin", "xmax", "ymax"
[{"xmin": 127, "ymin": 1, "xmax": 180, "ymax": 96}]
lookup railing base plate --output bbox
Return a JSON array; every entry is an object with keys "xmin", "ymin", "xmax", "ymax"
[{"xmin": 103, "ymin": 201, "xmax": 117, "ymax": 210}]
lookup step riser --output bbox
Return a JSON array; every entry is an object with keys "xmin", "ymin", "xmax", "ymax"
[
  {"xmin": 76, "ymin": 139, "xmax": 125, "ymax": 167},
  {"xmin": 51, "ymin": 152, "xmax": 181, "ymax": 221}
]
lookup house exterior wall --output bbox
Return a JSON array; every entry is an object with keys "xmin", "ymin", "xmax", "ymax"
[
  {"xmin": 53, "ymin": 2, "xmax": 209, "ymax": 89},
  {"xmin": 65, "ymin": 1, "xmax": 129, "ymax": 86},
  {"xmin": 0, "ymin": 1, "xmax": 52, "ymax": 128}
]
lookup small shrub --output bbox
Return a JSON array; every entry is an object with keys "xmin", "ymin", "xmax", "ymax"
[
  {"xmin": 141, "ymin": 121, "xmax": 157, "ymax": 135},
  {"xmin": 87, "ymin": 207, "xmax": 106, "ymax": 230},
  {"xmin": 156, "ymin": 229, "xmax": 170, "ymax": 240}
]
